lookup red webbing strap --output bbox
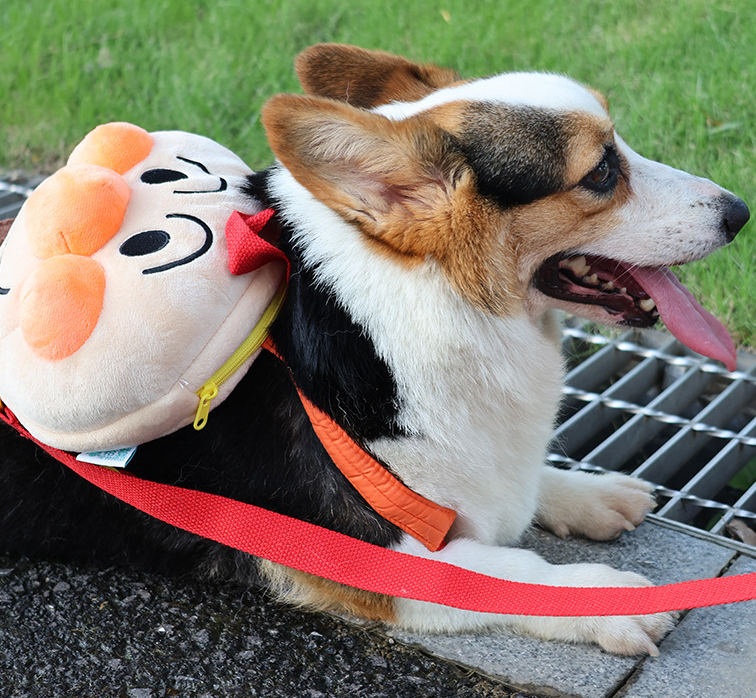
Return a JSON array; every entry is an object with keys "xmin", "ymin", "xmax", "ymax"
[{"xmin": 3, "ymin": 407, "xmax": 756, "ymax": 617}]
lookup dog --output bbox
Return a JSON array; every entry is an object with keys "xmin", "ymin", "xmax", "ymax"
[{"xmin": 0, "ymin": 44, "xmax": 748, "ymax": 656}]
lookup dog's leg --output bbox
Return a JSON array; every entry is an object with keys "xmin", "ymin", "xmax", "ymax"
[
  {"xmin": 392, "ymin": 536, "xmax": 674, "ymax": 656},
  {"xmin": 535, "ymin": 467, "xmax": 656, "ymax": 541},
  {"xmin": 259, "ymin": 534, "xmax": 673, "ymax": 655}
]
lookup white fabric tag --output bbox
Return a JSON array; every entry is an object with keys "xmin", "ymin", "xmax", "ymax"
[{"xmin": 76, "ymin": 447, "xmax": 137, "ymax": 468}]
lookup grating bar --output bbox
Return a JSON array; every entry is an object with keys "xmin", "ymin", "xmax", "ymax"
[
  {"xmin": 578, "ymin": 364, "xmax": 716, "ymax": 472},
  {"xmin": 555, "ymin": 322, "xmax": 756, "ymax": 556},
  {"xmin": 554, "ymin": 335, "xmax": 679, "ymax": 455},
  {"xmin": 715, "ymin": 479, "xmax": 756, "ymax": 536},
  {"xmin": 657, "ymin": 411, "xmax": 756, "ymax": 521},
  {"xmin": 0, "ymin": 178, "xmax": 36, "ymax": 219},
  {"xmin": 632, "ymin": 366, "xmax": 756, "ymax": 485}
]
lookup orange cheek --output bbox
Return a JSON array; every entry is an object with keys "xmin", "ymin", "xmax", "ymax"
[
  {"xmin": 19, "ymin": 256, "xmax": 106, "ymax": 361},
  {"xmin": 24, "ymin": 164, "xmax": 130, "ymax": 259}
]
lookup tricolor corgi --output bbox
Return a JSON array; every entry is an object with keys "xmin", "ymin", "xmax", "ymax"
[{"xmin": 0, "ymin": 44, "xmax": 748, "ymax": 656}]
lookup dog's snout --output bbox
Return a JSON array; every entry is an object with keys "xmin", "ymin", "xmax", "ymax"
[{"xmin": 721, "ymin": 195, "xmax": 750, "ymax": 241}]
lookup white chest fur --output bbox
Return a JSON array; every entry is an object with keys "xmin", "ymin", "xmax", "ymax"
[{"xmin": 272, "ymin": 169, "xmax": 564, "ymax": 545}]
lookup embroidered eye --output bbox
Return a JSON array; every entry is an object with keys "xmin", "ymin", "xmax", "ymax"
[
  {"xmin": 581, "ymin": 147, "xmax": 620, "ymax": 193},
  {"xmin": 140, "ymin": 169, "xmax": 188, "ymax": 184},
  {"xmin": 119, "ymin": 230, "xmax": 170, "ymax": 257}
]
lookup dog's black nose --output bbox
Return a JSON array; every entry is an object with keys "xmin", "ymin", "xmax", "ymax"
[{"xmin": 722, "ymin": 195, "xmax": 750, "ymax": 241}]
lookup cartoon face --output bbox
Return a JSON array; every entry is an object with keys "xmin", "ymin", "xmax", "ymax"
[{"xmin": 0, "ymin": 123, "xmax": 284, "ymax": 451}]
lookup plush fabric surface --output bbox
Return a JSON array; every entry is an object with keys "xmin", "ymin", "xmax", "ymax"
[{"xmin": 0, "ymin": 123, "xmax": 285, "ymax": 452}]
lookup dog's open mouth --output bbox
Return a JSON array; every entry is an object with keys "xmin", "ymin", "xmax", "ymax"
[
  {"xmin": 535, "ymin": 253, "xmax": 737, "ymax": 371},
  {"xmin": 535, "ymin": 255, "xmax": 658, "ymax": 327}
]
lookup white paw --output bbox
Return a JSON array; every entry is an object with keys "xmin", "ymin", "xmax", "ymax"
[
  {"xmin": 515, "ymin": 563, "xmax": 676, "ymax": 656},
  {"xmin": 392, "ymin": 537, "xmax": 676, "ymax": 656},
  {"xmin": 567, "ymin": 566, "xmax": 675, "ymax": 656},
  {"xmin": 537, "ymin": 469, "xmax": 657, "ymax": 541}
]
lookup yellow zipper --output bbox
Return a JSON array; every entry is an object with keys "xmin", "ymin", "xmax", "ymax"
[{"xmin": 193, "ymin": 280, "xmax": 287, "ymax": 431}]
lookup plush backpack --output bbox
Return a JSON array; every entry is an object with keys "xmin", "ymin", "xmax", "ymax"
[{"xmin": 0, "ymin": 122, "xmax": 287, "ymax": 453}]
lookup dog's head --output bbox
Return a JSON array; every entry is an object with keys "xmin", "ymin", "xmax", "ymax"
[{"xmin": 262, "ymin": 44, "xmax": 748, "ymax": 368}]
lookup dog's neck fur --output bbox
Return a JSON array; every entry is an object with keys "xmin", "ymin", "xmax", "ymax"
[{"xmin": 259, "ymin": 165, "xmax": 565, "ymax": 544}]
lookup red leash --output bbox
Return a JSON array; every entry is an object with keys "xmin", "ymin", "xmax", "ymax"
[{"xmin": 3, "ymin": 406, "xmax": 756, "ymax": 617}]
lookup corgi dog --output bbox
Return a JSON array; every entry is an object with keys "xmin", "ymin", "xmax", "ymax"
[{"xmin": 0, "ymin": 44, "xmax": 748, "ymax": 657}]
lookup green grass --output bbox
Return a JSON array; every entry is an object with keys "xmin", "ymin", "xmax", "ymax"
[{"xmin": 2, "ymin": 0, "xmax": 755, "ymax": 344}]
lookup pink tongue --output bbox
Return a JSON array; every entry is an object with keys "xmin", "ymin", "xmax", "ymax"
[{"xmin": 629, "ymin": 267, "xmax": 736, "ymax": 371}]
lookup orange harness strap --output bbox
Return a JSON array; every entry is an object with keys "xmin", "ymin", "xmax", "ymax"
[{"xmin": 262, "ymin": 337, "xmax": 456, "ymax": 551}]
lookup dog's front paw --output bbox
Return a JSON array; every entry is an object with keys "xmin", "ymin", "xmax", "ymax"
[
  {"xmin": 572, "ymin": 567, "xmax": 675, "ymax": 656},
  {"xmin": 525, "ymin": 564, "xmax": 676, "ymax": 656},
  {"xmin": 392, "ymin": 538, "xmax": 675, "ymax": 655},
  {"xmin": 588, "ymin": 611, "xmax": 674, "ymax": 656},
  {"xmin": 537, "ymin": 468, "xmax": 656, "ymax": 541}
]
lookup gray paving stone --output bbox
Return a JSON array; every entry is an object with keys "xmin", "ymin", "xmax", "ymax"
[
  {"xmin": 618, "ymin": 554, "xmax": 756, "ymax": 698},
  {"xmin": 391, "ymin": 523, "xmax": 736, "ymax": 698}
]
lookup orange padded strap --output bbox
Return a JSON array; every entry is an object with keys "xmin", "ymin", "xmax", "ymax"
[{"xmin": 263, "ymin": 337, "xmax": 456, "ymax": 551}]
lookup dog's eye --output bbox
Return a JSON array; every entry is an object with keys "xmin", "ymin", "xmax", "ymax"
[
  {"xmin": 580, "ymin": 147, "xmax": 620, "ymax": 193},
  {"xmin": 589, "ymin": 160, "xmax": 610, "ymax": 185}
]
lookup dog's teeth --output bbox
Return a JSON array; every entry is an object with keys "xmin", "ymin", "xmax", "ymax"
[
  {"xmin": 564, "ymin": 256, "xmax": 590, "ymax": 276},
  {"xmin": 639, "ymin": 298, "xmax": 656, "ymax": 312},
  {"xmin": 603, "ymin": 281, "xmax": 615, "ymax": 291},
  {"xmin": 583, "ymin": 273, "xmax": 599, "ymax": 286},
  {"xmin": 620, "ymin": 287, "xmax": 627, "ymax": 295}
]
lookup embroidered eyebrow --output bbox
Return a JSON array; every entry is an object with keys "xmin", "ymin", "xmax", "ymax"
[
  {"xmin": 139, "ymin": 156, "xmax": 227, "ymax": 193},
  {"xmin": 173, "ymin": 156, "xmax": 228, "ymax": 194},
  {"xmin": 176, "ymin": 156, "xmax": 211, "ymax": 173}
]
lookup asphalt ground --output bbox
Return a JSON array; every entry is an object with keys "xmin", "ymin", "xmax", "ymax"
[{"xmin": 0, "ymin": 555, "xmax": 542, "ymax": 698}]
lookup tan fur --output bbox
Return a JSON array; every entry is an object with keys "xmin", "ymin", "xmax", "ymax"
[
  {"xmin": 561, "ymin": 114, "xmax": 615, "ymax": 185},
  {"xmin": 588, "ymin": 86, "xmax": 611, "ymax": 113},
  {"xmin": 420, "ymin": 102, "xmax": 467, "ymax": 133},
  {"xmin": 259, "ymin": 559, "xmax": 396, "ymax": 622},
  {"xmin": 262, "ymin": 92, "xmax": 632, "ymax": 317},
  {"xmin": 296, "ymin": 43, "xmax": 461, "ymax": 108},
  {"xmin": 263, "ymin": 94, "xmax": 521, "ymax": 313},
  {"xmin": 511, "ymin": 180, "xmax": 632, "ymax": 286}
]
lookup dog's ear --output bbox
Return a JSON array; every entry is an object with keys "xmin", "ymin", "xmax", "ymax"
[
  {"xmin": 295, "ymin": 43, "xmax": 460, "ymax": 108},
  {"xmin": 262, "ymin": 93, "xmax": 462, "ymax": 239},
  {"xmin": 262, "ymin": 94, "xmax": 515, "ymax": 313}
]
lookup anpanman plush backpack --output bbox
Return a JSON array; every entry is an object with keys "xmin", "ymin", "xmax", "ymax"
[{"xmin": 0, "ymin": 122, "xmax": 287, "ymax": 453}]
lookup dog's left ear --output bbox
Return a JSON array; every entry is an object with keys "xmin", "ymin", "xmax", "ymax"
[
  {"xmin": 262, "ymin": 93, "xmax": 514, "ymax": 313},
  {"xmin": 263, "ymin": 93, "xmax": 464, "ymax": 239},
  {"xmin": 295, "ymin": 43, "xmax": 460, "ymax": 108}
]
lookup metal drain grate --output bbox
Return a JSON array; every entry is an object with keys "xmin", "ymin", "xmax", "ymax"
[
  {"xmin": 0, "ymin": 176, "xmax": 39, "ymax": 219},
  {"xmin": 555, "ymin": 322, "xmax": 756, "ymax": 555}
]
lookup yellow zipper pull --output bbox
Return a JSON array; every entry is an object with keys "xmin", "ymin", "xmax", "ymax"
[
  {"xmin": 191, "ymin": 280, "xmax": 288, "ymax": 433},
  {"xmin": 193, "ymin": 381, "xmax": 219, "ymax": 431}
]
